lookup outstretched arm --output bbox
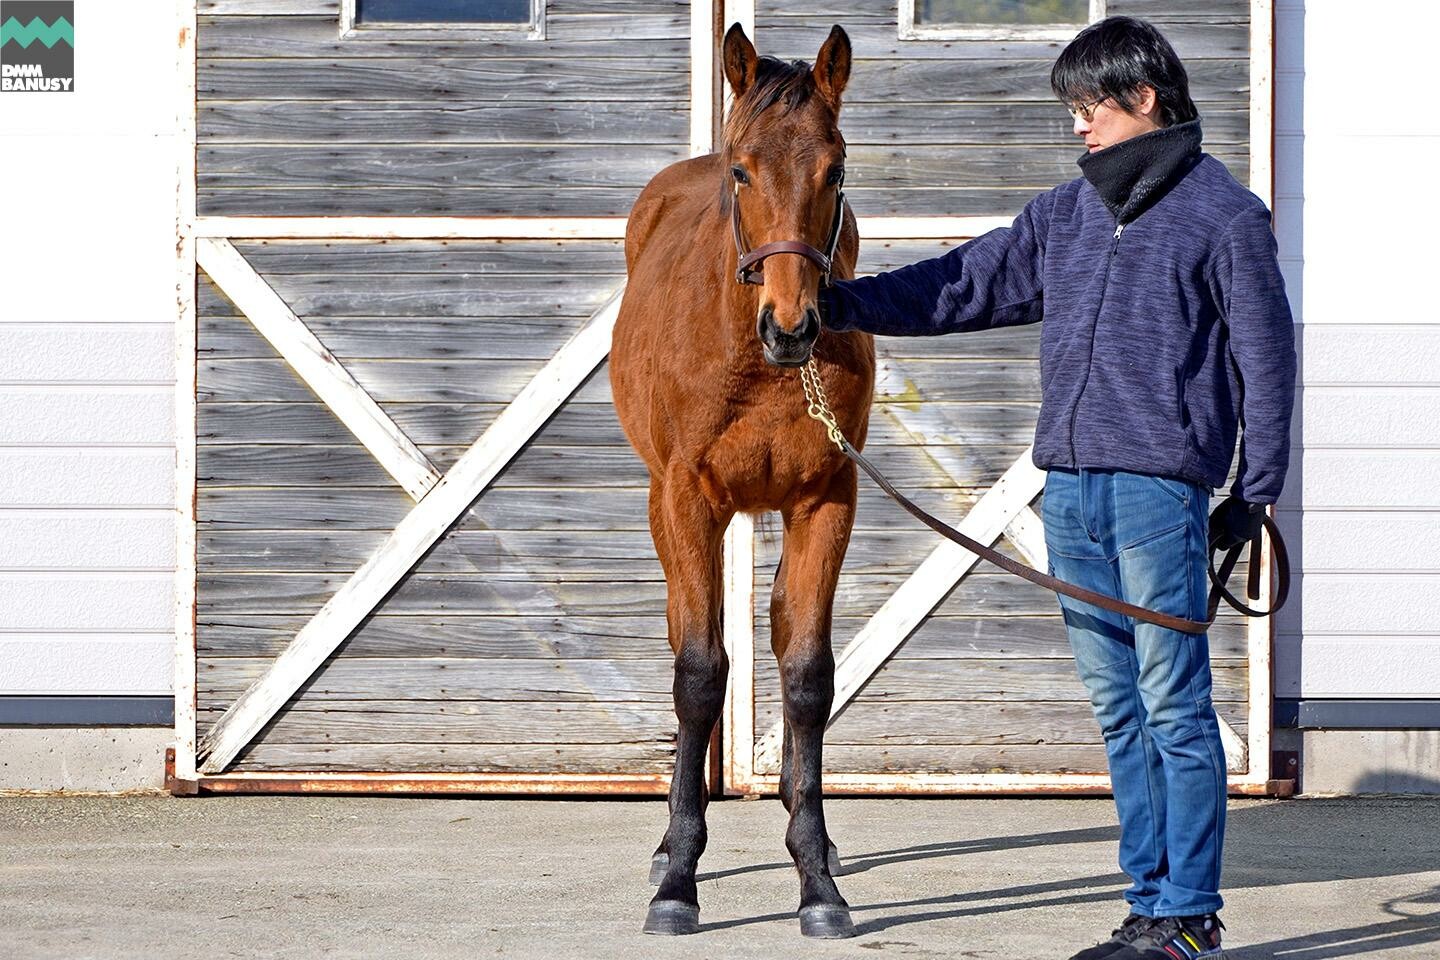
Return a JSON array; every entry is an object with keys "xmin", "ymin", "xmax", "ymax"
[{"xmin": 819, "ymin": 191, "xmax": 1050, "ymax": 336}]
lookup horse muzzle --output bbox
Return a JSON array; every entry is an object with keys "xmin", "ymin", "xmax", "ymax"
[{"xmin": 757, "ymin": 304, "xmax": 820, "ymax": 367}]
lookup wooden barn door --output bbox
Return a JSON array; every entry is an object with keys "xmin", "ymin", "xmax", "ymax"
[{"xmin": 720, "ymin": 0, "xmax": 1282, "ymax": 795}]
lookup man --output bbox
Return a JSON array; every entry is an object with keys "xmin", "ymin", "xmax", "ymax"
[{"xmin": 817, "ymin": 16, "xmax": 1295, "ymax": 960}]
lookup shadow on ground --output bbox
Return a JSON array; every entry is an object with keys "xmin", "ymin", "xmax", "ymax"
[{"xmin": 691, "ymin": 795, "xmax": 1440, "ymax": 956}]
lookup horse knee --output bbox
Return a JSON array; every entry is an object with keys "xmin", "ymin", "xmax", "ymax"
[
  {"xmin": 673, "ymin": 641, "xmax": 728, "ymax": 726},
  {"xmin": 780, "ymin": 647, "xmax": 835, "ymax": 730}
]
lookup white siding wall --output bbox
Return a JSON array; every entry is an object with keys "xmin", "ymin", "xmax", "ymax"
[
  {"xmin": 0, "ymin": 1, "xmax": 177, "ymax": 697},
  {"xmin": 1271, "ymin": 0, "xmax": 1440, "ymax": 699}
]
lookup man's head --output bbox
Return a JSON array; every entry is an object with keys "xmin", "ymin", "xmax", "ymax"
[{"xmin": 1051, "ymin": 16, "xmax": 1198, "ymax": 153}]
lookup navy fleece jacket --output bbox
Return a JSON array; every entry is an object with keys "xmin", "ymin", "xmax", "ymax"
[{"xmin": 821, "ymin": 155, "xmax": 1297, "ymax": 503}]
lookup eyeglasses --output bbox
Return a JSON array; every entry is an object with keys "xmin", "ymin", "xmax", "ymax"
[{"xmin": 1067, "ymin": 95, "xmax": 1110, "ymax": 121}]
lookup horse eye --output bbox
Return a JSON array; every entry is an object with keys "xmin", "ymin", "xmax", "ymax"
[
  {"xmin": 731, "ymin": 165, "xmax": 750, "ymax": 185},
  {"xmin": 826, "ymin": 166, "xmax": 844, "ymax": 186}
]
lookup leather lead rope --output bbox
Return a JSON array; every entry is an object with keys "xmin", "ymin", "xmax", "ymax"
[{"xmin": 799, "ymin": 362, "xmax": 1291, "ymax": 635}]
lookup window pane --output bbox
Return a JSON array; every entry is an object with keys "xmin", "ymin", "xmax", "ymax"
[
  {"xmin": 357, "ymin": 0, "xmax": 532, "ymax": 24},
  {"xmin": 916, "ymin": 0, "xmax": 1087, "ymax": 25}
]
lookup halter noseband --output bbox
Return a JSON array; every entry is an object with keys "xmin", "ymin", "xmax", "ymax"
[{"xmin": 731, "ymin": 169, "xmax": 847, "ymax": 287}]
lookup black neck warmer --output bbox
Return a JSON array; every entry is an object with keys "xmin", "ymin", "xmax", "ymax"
[{"xmin": 1077, "ymin": 118, "xmax": 1203, "ymax": 225}]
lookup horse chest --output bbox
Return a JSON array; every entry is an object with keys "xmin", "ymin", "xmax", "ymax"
[{"xmin": 698, "ymin": 403, "xmax": 830, "ymax": 508}]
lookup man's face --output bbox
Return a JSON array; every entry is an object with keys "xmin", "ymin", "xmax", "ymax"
[{"xmin": 1070, "ymin": 86, "xmax": 1163, "ymax": 152}]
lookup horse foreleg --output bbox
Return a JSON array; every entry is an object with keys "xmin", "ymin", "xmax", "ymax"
[
  {"xmin": 643, "ymin": 470, "xmax": 728, "ymax": 936},
  {"xmin": 774, "ymin": 467, "xmax": 857, "ymax": 938}
]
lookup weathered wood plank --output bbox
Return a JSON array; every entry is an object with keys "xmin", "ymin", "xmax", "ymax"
[
  {"xmin": 223, "ymin": 740, "xmax": 676, "ymax": 774},
  {"xmin": 198, "ymin": 58, "xmax": 690, "ymax": 101},
  {"xmin": 196, "ymin": 143, "xmax": 1244, "ymax": 192},
  {"xmin": 199, "ymin": 657, "xmax": 1245, "ymax": 705},
  {"xmin": 196, "ymin": 612, "xmax": 1248, "ymax": 660},
  {"xmin": 201, "ymin": 316, "xmax": 594, "ymax": 361},
  {"xmin": 193, "ymin": 442, "xmax": 1039, "ymax": 489},
  {"xmin": 759, "ymin": 20, "xmax": 1250, "ymax": 61},
  {"xmin": 199, "ymin": 12, "xmax": 690, "ymax": 56},
  {"xmin": 753, "ymin": 699, "xmax": 1249, "ymax": 746},
  {"xmin": 199, "ymin": 0, "xmax": 690, "ymax": 14},
  {"xmin": 200, "ymin": 101, "xmax": 688, "ymax": 145},
  {"xmin": 198, "ymin": 144, "xmax": 685, "ymax": 189},
  {"xmin": 194, "ymin": 399, "xmax": 1041, "ymax": 446},
  {"xmin": 843, "ymin": 102, "xmax": 1247, "ymax": 146},
  {"xmin": 753, "ymin": 659, "xmax": 1250, "ymax": 703},
  {"xmin": 199, "ymin": 315, "xmax": 1042, "ymax": 362},
  {"xmin": 199, "ymin": 274, "xmax": 622, "ymax": 318},
  {"xmin": 230, "ymin": 238, "xmax": 625, "ymax": 274},
  {"xmin": 195, "ymin": 569, "xmax": 1216, "ymax": 621},
  {"xmin": 196, "ymin": 357, "xmax": 1037, "ymax": 404},
  {"xmin": 199, "ymin": 700, "xmax": 675, "ymax": 745},
  {"xmin": 844, "ymin": 58, "xmax": 1248, "ymax": 103},
  {"xmin": 755, "ymin": 0, "xmax": 1247, "ymax": 23},
  {"xmin": 195, "ymin": 180, "xmax": 1247, "ymax": 218},
  {"xmin": 816, "ymin": 743, "xmax": 1111, "ymax": 774},
  {"xmin": 196, "ymin": 478, "xmax": 1245, "ymax": 534},
  {"xmin": 199, "ymin": 657, "xmax": 677, "ymax": 702},
  {"xmin": 199, "ymin": 100, "xmax": 1245, "ymax": 148},
  {"xmin": 192, "ymin": 485, "xmax": 971, "ymax": 532},
  {"xmin": 198, "ymin": 614, "xmax": 673, "ymax": 658},
  {"xmin": 1106, "ymin": 0, "xmax": 1248, "ymax": 22}
]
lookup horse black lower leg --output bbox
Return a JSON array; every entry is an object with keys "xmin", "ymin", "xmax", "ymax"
[
  {"xmin": 643, "ymin": 639, "xmax": 727, "ymax": 935},
  {"xmin": 780, "ymin": 719, "xmax": 843, "ymax": 877},
  {"xmin": 781, "ymin": 644, "xmax": 853, "ymax": 938}
]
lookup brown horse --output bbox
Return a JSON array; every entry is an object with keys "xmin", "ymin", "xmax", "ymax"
[{"xmin": 609, "ymin": 24, "xmax": 875, "ymax": 939}]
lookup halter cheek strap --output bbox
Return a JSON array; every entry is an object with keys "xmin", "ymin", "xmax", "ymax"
[{"xmin": 731, "ymin": 172, "xmax": 847, "ymax": 287}]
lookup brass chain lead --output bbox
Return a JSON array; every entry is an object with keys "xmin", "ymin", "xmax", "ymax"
[{"xmin": 800, "ymin": 357, "xmax": 846, "ymax": 451}]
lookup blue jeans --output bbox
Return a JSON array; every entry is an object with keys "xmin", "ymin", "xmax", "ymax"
[{"xmin": 1041, "ymin": 466, "xmax": 1227, "ymax": 918}]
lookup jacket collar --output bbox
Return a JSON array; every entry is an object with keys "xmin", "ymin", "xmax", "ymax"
[{"xmin": 1077, "ymin": 119, "xmax": 1203, "ymax": 224}]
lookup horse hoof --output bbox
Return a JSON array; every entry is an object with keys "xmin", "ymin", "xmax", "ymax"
[
  {"xmin": 827, "ymin": 843, "xmax": 844, "ymax": 877},
  {"xmin": 648, "ymin": 851, "xmax": 669, "ymax": 886},
  {"xmin": 643, "ymin": 899, "xmax": 700, "ymax": 936},
  {"xmin": 799, "ymin": 904, "xmax": 856, "ymax": 939}
]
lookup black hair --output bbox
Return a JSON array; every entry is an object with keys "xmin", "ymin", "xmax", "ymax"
[{"xmin": 1050, "ymin": 16, "xmax": 1199, "ymax": 128}]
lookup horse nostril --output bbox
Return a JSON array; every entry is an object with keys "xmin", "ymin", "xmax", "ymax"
[
  {"xmin": 798, "ymin": 307, "xmax": 820, "ymax": 343},
  {"xmin": 756, "ymin": 305, "xmax": 777, "ymax": 342}
]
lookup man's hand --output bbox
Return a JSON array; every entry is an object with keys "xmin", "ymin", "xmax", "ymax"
[
  {"xmin": 1209, "ymin": 495, "xmax": 1266, "ymax": 550},
  {"xmin": 816, "ymin": 287, "xmax": 836, "ymax": 329}
]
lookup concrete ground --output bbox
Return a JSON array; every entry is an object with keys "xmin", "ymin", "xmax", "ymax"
[{"xmin": 2, "ymin": 795, "xmax": 1438, "ymax": 960}]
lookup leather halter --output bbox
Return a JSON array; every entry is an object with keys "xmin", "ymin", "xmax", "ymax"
[{"xmin": 731, "ymin": 170, "xmax": 847, "ymax": 287}]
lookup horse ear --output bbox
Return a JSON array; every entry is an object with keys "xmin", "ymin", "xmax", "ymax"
[
  {"xmin": 723, "ymin": 23, "xmax": 758, "ymax": 98},
  {"xmin": 812, "ymin": 24, "xmax": 852, "ymax": 106}
]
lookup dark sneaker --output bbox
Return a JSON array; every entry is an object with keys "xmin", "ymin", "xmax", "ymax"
[
  {"xmin": 1066, "ymin": 913, "xmax": 1158, "ymax": 960},
  {"xmin": 1111, "ymin": 913, "xmax": 1225, "ymax": 959}
]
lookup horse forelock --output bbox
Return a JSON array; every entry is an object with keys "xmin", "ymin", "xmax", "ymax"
[{"xmin": 718, "ymin": 56, "xmax": 842, "ymax": 213}]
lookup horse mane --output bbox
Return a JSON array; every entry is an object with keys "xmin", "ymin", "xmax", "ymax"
[{"xmin": 719, "ymin": 56, "xmax": 841, "ymax": 213}]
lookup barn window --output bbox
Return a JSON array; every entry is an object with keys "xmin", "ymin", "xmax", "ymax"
[
  {"xmin": 341, "ymin": 0, "xmax": 545, "ymax": 40},
  {"xmin": 900, "ymin": 0, "xmax": 1104, "ymax": 41}
]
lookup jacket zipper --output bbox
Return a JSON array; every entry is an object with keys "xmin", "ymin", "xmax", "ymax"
[{"xmin": 1067, "ymin": 221, "xmax": 1125, "ymax": 468}]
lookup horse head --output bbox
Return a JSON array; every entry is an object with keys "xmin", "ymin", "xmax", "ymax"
[{"xmin": 722, "ymin": 23, "xmax": 852, "ymax": 368}]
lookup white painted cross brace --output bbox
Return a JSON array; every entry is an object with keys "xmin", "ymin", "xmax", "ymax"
[
  {"xmin": 196, "ymin": 238, "xmax": 441, "ymax": 499},
  {"xmin": 195, "ymin": 286, "xmax": 626, "ymax": 774}
]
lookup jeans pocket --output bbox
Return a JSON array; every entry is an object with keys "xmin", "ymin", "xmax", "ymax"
[{"xmin": 1146, "ymin": 474, "xmax": 1191, "ymax": 505}]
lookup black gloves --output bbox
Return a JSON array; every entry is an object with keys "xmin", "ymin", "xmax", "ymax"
[
  {"xmin": 1209, "ymin": 495, "xmax": 1266, "ymax": 551},
  {"xmin": 816, "ymin": 287, "xmax": 836, "ymax": 329}
]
